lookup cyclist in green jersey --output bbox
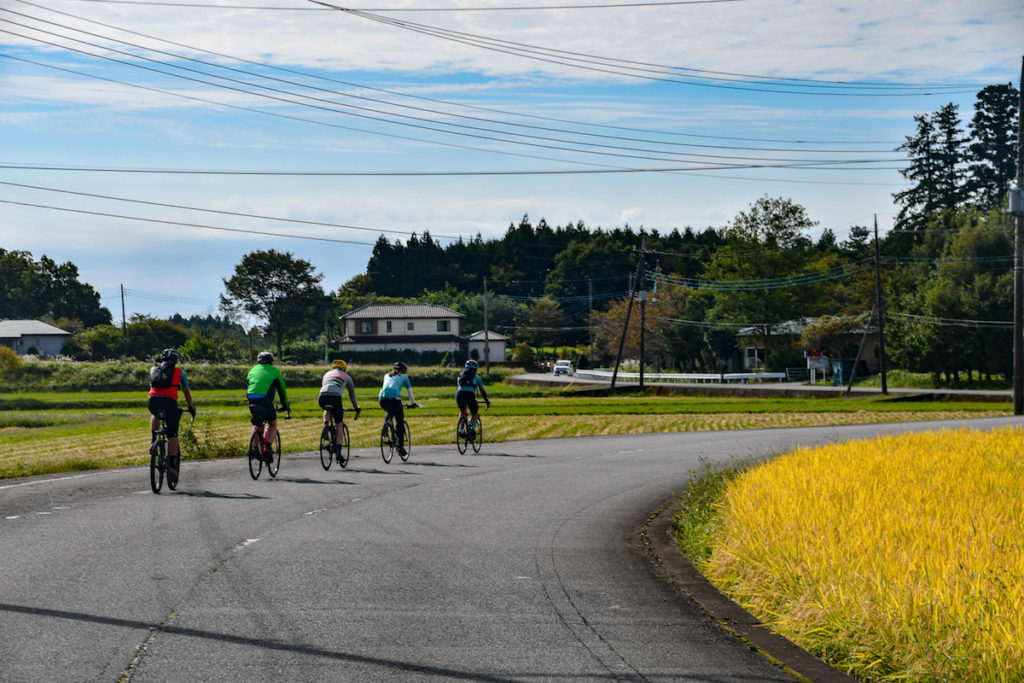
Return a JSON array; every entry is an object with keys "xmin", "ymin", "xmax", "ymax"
[{"xmin": 247, "ymin": 351, "xmax": 291, "ymax": 462}]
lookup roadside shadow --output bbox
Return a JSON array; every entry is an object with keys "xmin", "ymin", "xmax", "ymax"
[
  {"xmin": 402, "ymin": 461, "xmax": 477, "ymax": 469},
  {"xmin": 342, "ymin": 467, "xmax": 417, "ymax": 475},
  {"xmin": 270, "ymin": 477, "xmax": 359, "ymax": 485},
  {"xmin": 466, "ymin": 452, "xmax": 539, "ymax": 458}
]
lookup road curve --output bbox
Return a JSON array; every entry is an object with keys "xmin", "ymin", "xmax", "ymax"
[{"xmin": 2, "ymin": 416, "xmax": 1017, "ymax": 682}]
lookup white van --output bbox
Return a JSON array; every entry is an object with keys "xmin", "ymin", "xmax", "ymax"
[{"xmin": 553, "ymin": 360, "xmax": 574, "ymax": 376}]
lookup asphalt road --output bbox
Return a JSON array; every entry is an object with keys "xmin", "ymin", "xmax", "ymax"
[{"xmin": 2, "ymin": 416, "xmax": 1018, "ymax": 682}]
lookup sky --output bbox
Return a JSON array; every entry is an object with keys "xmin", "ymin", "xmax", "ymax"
[{"xmin": 1, "ymin": 0, "xmax": 1021, "ymax": 322}]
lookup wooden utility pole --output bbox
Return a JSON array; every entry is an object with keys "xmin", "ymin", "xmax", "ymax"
[
  {"xmin": 483, "ymin": 276, "xmax": 490, "ymax": 375},
  {"xmin": 1013, "ymin": 56, "xmax": 1024, "ymax": 415},
  {"xmin": 120, "ymin": 284, "xmax": 128, "ymax": 358},
  {"xmin": 873, "ymin": 215, "xmax": 888, "ymax": 395},
  {"xmin": 611, "ymin": 238, "xmax": 646, "ymax": 391}
]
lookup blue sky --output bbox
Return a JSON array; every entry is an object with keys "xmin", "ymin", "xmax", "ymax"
[{"xmin": 1, "ymin": 0, "xmax": 1021, "ymax": 321}]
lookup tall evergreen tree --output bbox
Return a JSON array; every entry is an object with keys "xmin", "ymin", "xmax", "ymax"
[{"xmin": 967, "ymin": 83, "xmax": 1020, "ymax": 210}]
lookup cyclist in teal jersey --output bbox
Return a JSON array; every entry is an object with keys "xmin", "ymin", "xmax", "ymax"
[
  {"xmin": 456, "ymin": 359, "xmax": 490, "ymax": 433},
  {"xmin": 378, "ymin": 361, "xmax": 417, "ymax": 457},
  {"xmin": 247, "ymin": 351, "xmax": 291, "ymax": 461}
]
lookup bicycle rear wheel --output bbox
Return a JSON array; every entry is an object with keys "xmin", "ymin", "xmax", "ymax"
[
  {"xmin": 471, "ymin": 419, "xmax": 483, "ymax": 453},
  {"xmin": 267, "ymin": 431, "xmax": 281, "ymax": 478},
  {"xmin": 319, "ymin": 425, "xmax": 334, "ymax": 470},
  {"xmin": 400, "ymin": 422, "xmax": 412, "ymax": 462},
  {"xmin": 150, "ymin": 440, "xmax": 165, "ymax": 493},
  {"xmin": 380, "ymin": 422, "xmax": 394, "ymax": 464},
  {"xmin": 338, "ymin": 422, "xmax": 350, "ymax": 468},
  {"xmin": 248, "ymin": 430, "xmax": 263, "ymax": 480},
  {"xmin": 456, "ymin": 415, "xmax": 469, "ymax": 454}
]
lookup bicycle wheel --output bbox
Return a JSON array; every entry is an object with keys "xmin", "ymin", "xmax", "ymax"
[
  {"xmin": 456, "ymin": 415, "xmax": 469, "ymax": 454},
  {"xmin": 150, "ymin": 439, "xmax": 165, "ymax": 493},
  {"xmin": 267, "ymin": 431, "xmax": 281, "ymax": 478},
  {"xmin": 338, "ymin": 422, "xmax": 350, "ymax": 468},
  {"xmin": 380, "ymin": 422, "xmax": 394, "ymax": 464},
  {"xmin": 248, "ymin": 430, "xmax": 263, "ymax": 480},
  {"xmin": 471, "ymin": 419, "xmax": 483, "ymax": 454},
  {"xmin": 319, "ymin": 425, "xmax": 334, "ymax": 470},
  {"xmin": 400, "ymin": 421, "xmax": 412, "ymax": 462}
]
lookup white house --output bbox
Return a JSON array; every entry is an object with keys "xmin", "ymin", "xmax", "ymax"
[
  {"xmin": 337, "ymin": 304, "xmax": 465, "ymax": 355},
  {"xmin": 468, "ymin": 329, "xmax": 509, "ymax": 363},
  {"xmin": 0, "ymin": 320, "xmax": 72, "ymax": 358}
]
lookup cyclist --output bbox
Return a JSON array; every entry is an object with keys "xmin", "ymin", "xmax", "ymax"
[
  {"xmin": 378, "ymin": 361, "xmax": 416, "ymax": 458},
  {"xmin": 319, "ymin": 359, "xmax": 361, "ymax": 455},
  {"xmin": 147, "ymin": 348, "xmax": 195, "ymax": 487},
  {"xmin": 456, "ymin": 359, "xmax": 490, "ymax": 434},
  {"xmin": 247, "ymin": 351, "xmax": 291, "ymax": 462}
]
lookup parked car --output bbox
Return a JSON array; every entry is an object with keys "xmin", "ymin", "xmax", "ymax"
[{"xmin": 553, "ymin": 360, "xmax": 574, "ymax": 376}]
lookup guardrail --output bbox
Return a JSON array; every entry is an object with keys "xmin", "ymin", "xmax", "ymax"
[{"xmin": 574, "ymin": 370, "xmax": 788, "ymax": 384}]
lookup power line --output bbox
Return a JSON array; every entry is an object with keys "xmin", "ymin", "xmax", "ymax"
[
  {"xmin": 321, "ymin": 5, "xmax": 984, "ymax": 96},
  {"xmin": 63, "ymin": 0, "xmax": 749, "ymax": 8},
  {"xmin": 14, "ymin": 0, "xmax": 904, "ymax": 147}
]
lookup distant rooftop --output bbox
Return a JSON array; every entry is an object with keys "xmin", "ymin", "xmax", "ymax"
[
  {"xmin": 341, "ymin": 304, "xmax": 464, "ymax": 320},
  {"xmin": 0, "ymin": 320, "xmax": 72, "ymax": 337}
]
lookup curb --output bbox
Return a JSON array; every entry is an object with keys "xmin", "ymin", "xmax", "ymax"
[{"xmin": 642, "ymin": 500, "xmax": 857, "ymax": 683}]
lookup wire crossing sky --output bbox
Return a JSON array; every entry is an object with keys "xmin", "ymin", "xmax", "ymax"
[{"xmin": 1, "ymin": 0, "xmax": 1020, "ymax": 319}]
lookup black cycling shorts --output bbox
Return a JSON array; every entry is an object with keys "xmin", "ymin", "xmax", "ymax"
[
  {"xmin": 318, "ymin": 394, "xmax": 344, "ymax": 422},
  {"xmin": 456, "ymin": 391, "xmax": 478, "ymax": 415},
  {"xmin": 248, "ymin": 397, "xmax": 277, "ymax": 427},
  {"xmin": 148, "ymin": 396, "xmax": 182, "ymax": 437}
]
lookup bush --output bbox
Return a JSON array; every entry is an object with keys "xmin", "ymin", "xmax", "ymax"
[{"xmin": 0, "ymin": 347, "xmax": 22, "ymax": 378}]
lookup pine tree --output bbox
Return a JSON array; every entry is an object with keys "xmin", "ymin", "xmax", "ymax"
[{"xmin": 967, "ymin": 83, "xmax": 1020, "ymax": 210}]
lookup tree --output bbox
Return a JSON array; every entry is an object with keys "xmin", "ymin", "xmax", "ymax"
[
  {"xmin": 967, "ymin": 83, "xmax": 1020, "ymax": 210},
  {"xmin": 0, "ymin": 249, "xmax": 111, "ymax": 326},
  {"xmin": 894, "ymin": 103, "xmax": 968, "ymax": 233},
  {"xmin": 220, "ymin": 250, "xmax": 326, "ymax": 360}
]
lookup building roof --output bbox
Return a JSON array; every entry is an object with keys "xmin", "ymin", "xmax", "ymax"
[
  {"xmin": 341, "ymin": 304, "xmax": 464, "ymax": 320},
  {"xmin": 737, "ymin": 316, "xmax": 877, "ymax": 337},
  {"xmin": 0, "ymin": 320, "xmax": 72, "ymax": 337},
  {"xmin": 468, "ymin": 330, "xmax": 509, "ymax": 341}
]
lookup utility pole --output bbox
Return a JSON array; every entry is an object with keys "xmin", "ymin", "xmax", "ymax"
[
  {"xmin": 120, "ymin": 284, "xmax": 128, "ymax": 357},
  {"xmin": 611, "ymin": 237, "xmax": 646, "ymax": 391},
  {"xmin": 638, "ymin": 289, "xmax": 646, "ymax": 389},
  {"xmin": 483, "ymin": 276, "xmax": 490, "ymax": 375},
  {"xmin": 873, "ymin": 215, "xmax": 888, "ymax": 395},
  {"xmin": 1013, "ymin": 56, "xmax": 1024, "ymax": 415}
]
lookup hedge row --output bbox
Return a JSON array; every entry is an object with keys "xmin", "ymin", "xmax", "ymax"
[{"xmin": 1, "ymin": 360, "xmax": 525, "ymax": 393}]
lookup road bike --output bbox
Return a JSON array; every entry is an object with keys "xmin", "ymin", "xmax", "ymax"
[
  {"xmin": 456, "ymin": 404, "xmax": 486, "ymax": 454},
  {"xmin": 320, "ymin": 407, "xmax": 358, "ymax": 470},
  {"xmin": 380, "ymin": 403, "xmax": 417, "ymax": 464},
  {"xmin": 249, "ymin": 406, "xmax": 289, "ymax": 480},
  {"xmin": 150, "ymin": 407, "xmax": 194, "ymax": 494}
]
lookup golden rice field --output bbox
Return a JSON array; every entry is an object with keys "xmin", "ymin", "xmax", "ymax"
[{"xmin": 704, "ymin": 426, "xmax": 1024, "ymax": 682}]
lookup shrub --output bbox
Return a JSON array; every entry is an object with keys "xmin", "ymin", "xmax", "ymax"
[{"xmin": 0, "ymin": 347, "xmax": 22, "ymax": 378}]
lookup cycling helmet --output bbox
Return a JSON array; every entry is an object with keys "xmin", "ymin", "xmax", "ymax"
[
  {"xmin": 331, "ymin": 359, "xmax": 347, "ymax": 371},
  {"xmin": 465, "ymin": 359, "xmax": 479, "ymax": 369},
  {"xmin": 257, "ymin": 351, "xmax": 274, "ymax": 364},
  {"xmin": 160, "ymin": 348, "xmax": 179, "ymax": 363},
  {"xmin": 393, "ymin": 361, "xmax": 408, "ymax": 373}
]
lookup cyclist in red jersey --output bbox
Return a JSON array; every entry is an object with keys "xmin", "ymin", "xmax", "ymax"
[{"xmin": 148, "ymin": 348, "xmax": 196, "ymax": 486}]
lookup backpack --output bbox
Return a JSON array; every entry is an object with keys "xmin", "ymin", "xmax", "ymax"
[
  {"xmin": 151, "ymin": 361, "xmax": 177, "ymax": 389},
  {"xmin": 457, "ymin": 366, "xmax": 476, "ymax": 388}
]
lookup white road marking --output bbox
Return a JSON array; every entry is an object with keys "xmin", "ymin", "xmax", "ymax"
[{"xmin": 0, "ymin": 472, "xmax": 101, "ymax": 491}]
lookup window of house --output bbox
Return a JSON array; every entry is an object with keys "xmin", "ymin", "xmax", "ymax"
[
  {"xmin": 745, "ymin": 347, "xmax": 765, "ymax": 368},
  {"xmin": 437, "ymin": 320, "xmax": 450, "ymax": 332},
  {"xmin": 407, "ymin": 322, "xmax": 414, "ymax": 331},
  {"xmin": 386, "ymin": 321, "xmax": 392, "ymax": 333},
  {"xmin": 359, "ymin": 321, "xmax": 373, "ymax": 334}
]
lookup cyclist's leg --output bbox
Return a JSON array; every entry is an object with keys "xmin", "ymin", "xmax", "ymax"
[
  {"xmin": 393, "ymin": 403, "xmax": 406, "ymax": 450},
  {"xmin": 265, "ymin": 418, "xmax": 278, "ymax": 451}
]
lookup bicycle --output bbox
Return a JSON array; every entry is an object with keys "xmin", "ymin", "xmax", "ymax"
[
  {"xmin": 380, "ymin": 403, "xmax": 417, "ymax": 464},
  {"xmin": 150, "ymin": 407, "xmax": 194, "ymax": 494},
  {"xmin": 456, "ymin": 404, "xmax": 486, "ymax": 454},
  {"xmin": 320, "ymin": 407, "xmax": 358, "ymax": 470},
  {"xmin": 249, "ymin": 406, "xmax": 289, "ymax": 480}
]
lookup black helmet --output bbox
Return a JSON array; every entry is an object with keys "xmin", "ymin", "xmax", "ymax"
[
  {"xmin": 160, "ymin": 348, "xmax": 179, "ymax": 363},
  {"xmin": 393, "ymin": 361, "xmax": 407, "ymax": 373},
  {"xmin": 257, "ymin": 351, "xmax": 274, "ymax": 364}
]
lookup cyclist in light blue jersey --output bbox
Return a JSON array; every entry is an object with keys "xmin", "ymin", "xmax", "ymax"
[{"xmin": 378, "ymin": 361, "xmax": 417, "ymax": 457}]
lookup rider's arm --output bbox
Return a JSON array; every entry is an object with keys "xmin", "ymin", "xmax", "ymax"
[
  {"xmin": 182, "ymin": 385, "xmax": 195, "ymax": 410},
  {"xmin": 276, "ymin": 370, "xmax": 290, "ymax": 409},
  {"xmin": 476, "ymin": 376, "xmax": 489, "ymax": 403},
  {"xmin": 345, "ymin": 376, "xmax": 359, "ymax": 410},
  {"xmin": 404, "ymin": 375, "xmax": 416, "ymax": 406}
]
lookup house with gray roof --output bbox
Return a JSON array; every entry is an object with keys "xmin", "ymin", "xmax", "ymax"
[
  {"xmin": 337, "ymin": 304, "xmax": 507, "ymax": 362},
  {"xmin": 0, "ymin": 320, "xmax": 72, "ymax": 358}
]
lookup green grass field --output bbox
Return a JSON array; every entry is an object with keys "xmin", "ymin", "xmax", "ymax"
[{"xmin": 0, "ymin": 382, "xmax": 1010, "ymax": 479}]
